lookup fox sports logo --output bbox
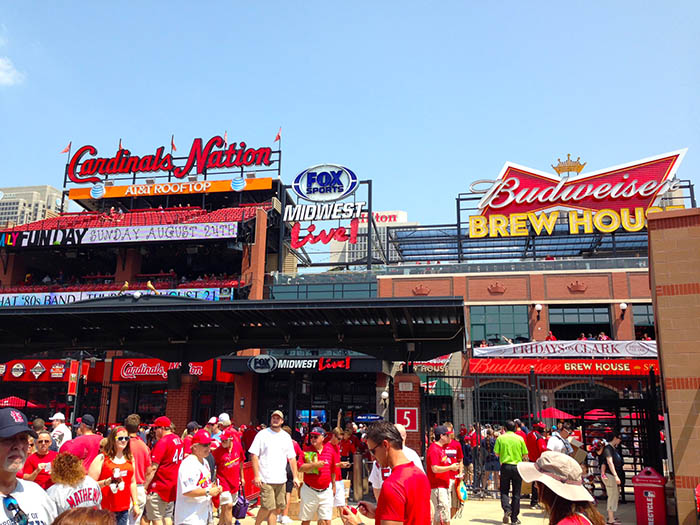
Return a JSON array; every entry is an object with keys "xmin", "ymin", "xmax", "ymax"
[{"xmin": 292, "ymin": 164, "xmax": 358, "ymax": 202}]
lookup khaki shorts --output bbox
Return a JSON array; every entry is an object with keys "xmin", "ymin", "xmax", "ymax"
[
  {"xmin": 145, "ymin": 492, "xmax": 174, "ymax": 521},
  {"xmin": 260, "ymin": 482, "xmax": 287, "ymax": 510},
  {"xmin": 431, "ymin": 487, "xmax": 451, "ymax": 525},
  {"xmin": 602, "ymin": 476, "xmax": 619, "ymax": 512},
  {"xmin": 299, "ymin": 484, "xmax": 333, "ymax": 521},
  {"xmin": 220, "ymin": 490, "xmax": 238, "ymax": 506}
]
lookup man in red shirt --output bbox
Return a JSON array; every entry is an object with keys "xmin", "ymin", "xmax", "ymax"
[
  {"xmin": 427, "ymin": 425, "xmax": 460, "ymax": 525},
  {"xmin": 524, "ymin": 421, "xmax": 547, "ymax": 509},
  {"xmin": 443, "ymin": 422, "xmax": 464, "ymax": 518},
  {"xmin": 298, "ymin": 427, "xmax": 336, "ymax": 525},
  {"xmin": 144, "ymin": 416, "xmax": 184, "ymax": 525},
  {"xmin": 22, "ymin": 430, "xmax": 57, "ymax": 490},
  {"xmin": 212, "ymin": 428, "xmax": 246, "ymax": 525},
  {"xmin": 59, "ymin": 414, "xmax": 102, "ymax": 472},
  {"xmin": 339, "ymin": 421, "xmax": 430, "ymax": 525},
  {"xmin": 125, "ymin": 414, "xmax": 151, "ymax": 525}
]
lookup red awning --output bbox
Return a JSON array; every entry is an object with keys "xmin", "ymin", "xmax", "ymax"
[
  {"xmin": 584, "ymin": 409, "xmax": 616, "ymax": 420},
  {"xmin": 525, "ymin": 407, "xmax": 577, "ymax": 420},
  {"xmin": 0, "ymin": 396, "xmax": 43, "ymax": 408}
]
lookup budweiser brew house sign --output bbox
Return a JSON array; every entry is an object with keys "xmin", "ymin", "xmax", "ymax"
[
  {"xmin": 67, "ymin": 135, "xmax": 272, "ymax": 185},
  {"xmin": 467, "ymin": 150, "xmax": 686, "ymax": 237}
]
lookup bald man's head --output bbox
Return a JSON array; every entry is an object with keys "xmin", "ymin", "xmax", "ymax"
[{"xmin": 394, "ymin": 423, "xmax": 407, "ymax": 444}]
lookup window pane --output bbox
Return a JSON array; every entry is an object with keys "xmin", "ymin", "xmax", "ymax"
[
  {"xmin": 564, "ymin": 312, "xmax": 579, "ymax": 323},
  {"xmin": 549, "ymin": 312, "xmax": 563, "ymax": 323},
  {"xmin": 471, "ymin": 325, "xmax": 485, "ymax": 341},
  {"xmin": 579, "ymin": 313, "xmax": 594, "ymax": 323},
  {"xmin": 594, "ymin": 313, "xmax": 610, "ymax": 323},
  {"xmin": 471, "ymin": 306, "xmax": 485, "ymax": 315}
]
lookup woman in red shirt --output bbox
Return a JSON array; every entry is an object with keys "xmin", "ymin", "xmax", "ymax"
[{"xmin": 89, "ymin": 426, "xmax": 140, "ymax": 525}]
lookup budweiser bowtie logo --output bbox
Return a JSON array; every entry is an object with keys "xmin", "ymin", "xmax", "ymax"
[{"xmin": 470, "ymin": 150, "xmax": 686, "ymax": 217}]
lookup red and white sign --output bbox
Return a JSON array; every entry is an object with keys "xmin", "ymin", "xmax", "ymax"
[
  {"xmin": 395, "ymin": 408, "xmax": 419, "ymax": 432},
  {"xmin": 67, "ymin": 136, "xmax": 274, "ymax": 185},
  {"xmin": 469, "ymin": 358, "xmax": 659, "ymax": 376},
  {"xmin": 112, "ymin": 358, "xmax": 214, "ymax": 382},
  {"xmin": 472, "ymin": 340, "xmax": 657, "ymax": 358},
  {"xmin": 407, "ymin": 354, "xmax": 452, "ymax": 372},
  {"xmin": 471, "ymin": 150, "xmax": 686, "ymax": 216},
  {"xmin": 290, "ymin": 218, "xmax": 359, "ymax": 250}
]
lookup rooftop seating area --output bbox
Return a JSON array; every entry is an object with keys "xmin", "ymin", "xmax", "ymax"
[{"xmin": 1, "ymin": 203, "xmax": 273, "ymax": 233}]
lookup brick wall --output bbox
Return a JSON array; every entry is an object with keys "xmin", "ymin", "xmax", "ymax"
[
  {"xmin": 166, "ymin": 374, "xmax": 198, "ymax": 433},
  {"xmin": 648, "ymin": 208, "xmax": 700, "ymax": 525}
]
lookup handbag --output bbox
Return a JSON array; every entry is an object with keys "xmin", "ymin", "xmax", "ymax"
[{"xmin": 232, "ymin": 488, "xmax": 249, "ymax": 520}]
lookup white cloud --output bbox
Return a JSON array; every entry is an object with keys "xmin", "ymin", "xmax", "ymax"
[{"xmin": 0, "ymin": 57, "xmax": 24, "ymax": 86}]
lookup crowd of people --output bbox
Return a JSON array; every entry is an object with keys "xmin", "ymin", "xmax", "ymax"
[{"xmin": 0, "ymin": 405, "xmax": 629, "ymax": 525}]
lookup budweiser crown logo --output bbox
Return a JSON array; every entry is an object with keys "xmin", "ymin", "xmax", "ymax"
[
  {"xmin": 568, "ymin": 280, "xmax": 587, "ymax": 293},
  {"xmin": 487, "ymin": 282, "xmax": 506, "ymax": 294},
  {"xmin": 552, "ymin": 154, "xmax": 586, "ymax": 175},
  {"xmin": 412, "ymin": 284, "xmax": 431, "ymax": 296}
]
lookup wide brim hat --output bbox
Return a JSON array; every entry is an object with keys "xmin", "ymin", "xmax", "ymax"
[{"xmin": 517, "ymin": 451, "xmax": 593, "ymax": 503}]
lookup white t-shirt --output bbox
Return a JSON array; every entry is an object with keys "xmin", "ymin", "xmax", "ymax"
[
  {"xmin": 47, "ymin": 476, "xmax": 102, "ymax": 514},
  {"xmin": 0, "ymin": 479, "xmax": 58, "ymax": 525},
  {"xmin": 368, "ymin": 446, "xmax": 425, "ymax": 490},
  {"xmin": 247, "ymin": 428, "xmax": 296, "ymax": 484},
  {"xmin": 51, "ymin": 423, "xmax": 72, "ymax": 448},
  {"xmin": 174, "ymin": 454, "xmax": 213, "ymax": 525}
]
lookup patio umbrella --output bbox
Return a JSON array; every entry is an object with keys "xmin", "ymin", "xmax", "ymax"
[
  {"xmin": 525, "ymin": 407, "xmax": 577, "ymax": 420},
  {"xmin": 623, "ymin": 412, "xmax": 664, "ymax": 421},
  {"xmin": 584, "ymin": 409, "xmax": 616, "ymax": 420},
  {"xmin": 0, "ymin": 396, "xmax": 42, "ymax": 408}
]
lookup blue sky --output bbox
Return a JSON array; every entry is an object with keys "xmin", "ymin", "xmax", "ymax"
[{"xmin": 0, "ymin": 2, "xmax": 698, "ymax": 225}]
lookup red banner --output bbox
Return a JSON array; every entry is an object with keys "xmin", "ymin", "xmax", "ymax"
[
  {"xmin": 469, "ymin": 358, "xmax": 659, "ymax": 376},
  {"xmin": 0, "ymin": 359, "xmax": 103, "ymax": 383},
  {"xmin": 112, "ymin": 358, "xmax": 215, "ymax": 382}
]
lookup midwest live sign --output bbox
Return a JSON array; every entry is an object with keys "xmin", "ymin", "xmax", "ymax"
[{"xmin": 467, "ymin": 150, "xmax": 686, "ymax": 237}]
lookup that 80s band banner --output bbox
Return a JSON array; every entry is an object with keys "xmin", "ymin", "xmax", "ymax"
[{"xmin": 472, "ymin": 340, "xmax": 657, "ymax": 358}]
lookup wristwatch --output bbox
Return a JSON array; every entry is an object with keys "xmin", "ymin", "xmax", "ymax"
[{"xmin": 205, "ymin": 486, "xmax": 210, "ymax": 497}]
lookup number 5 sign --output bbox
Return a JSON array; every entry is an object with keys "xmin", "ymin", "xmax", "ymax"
[{"xmin": 395, "ymin": 408, "xmax": 418, "ymax": 432}]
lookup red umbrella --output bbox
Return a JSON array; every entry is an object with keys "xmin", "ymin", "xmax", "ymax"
[
  {"xmin": 525, "ymin": 407, "xmax": 578, "ymax": 420},
  {"xmin": 0, "ymin": 396, "xmax": 42, "ymax": 408},
  {"xmin": 623, "ymin": 412, "xmax": 664, "ymax": 421},
  {"xmin": 584, "ymin": 409, "xmax": 616, "ymax": 420}
]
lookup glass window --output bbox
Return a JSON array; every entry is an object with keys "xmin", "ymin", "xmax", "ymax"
[
  {"xmin": 632, "ymin": 304, "xmax": 654, "ymax": 326},
  {"xmin": 470, "ymin": 305, "xmax": 529, "ymax": 344},
  {"xmin": 549, "ymin": 306, "xmax": 611, "ymax": 324}
]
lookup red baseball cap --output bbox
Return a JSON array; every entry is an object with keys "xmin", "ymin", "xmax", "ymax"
[
  {"xmin": 153, "ymin": 416, "xmax": 172, "ymax": 428},
  {"xmin": 221, "ymin": 428, "xmax": 237, "ymax": 440},
  {"xmin": 192, "ymin": 429, "xmax": 212, "ymax": 445}
]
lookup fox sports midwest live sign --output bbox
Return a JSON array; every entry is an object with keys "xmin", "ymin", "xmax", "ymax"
[{"xmin": 292, "ymin": 164, "xmax": 358, "ymax": 202}]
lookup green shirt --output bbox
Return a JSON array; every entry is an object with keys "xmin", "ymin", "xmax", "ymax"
[{"xmin": 494, "ymin": 431, "xmax": 528, "ymax": 465}]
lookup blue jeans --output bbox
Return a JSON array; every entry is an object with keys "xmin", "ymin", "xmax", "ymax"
[{"xmin": 114, "ymin": 510, "xmax": 128, "ymax": 525}]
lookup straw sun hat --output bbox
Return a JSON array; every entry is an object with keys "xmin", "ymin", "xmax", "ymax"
[{"xmin": 517, "ymin": 451, "xmax": 593, "ymax": 503}]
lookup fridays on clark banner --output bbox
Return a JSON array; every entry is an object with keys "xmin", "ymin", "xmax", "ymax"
[
  {"xmin": 467, "ymin": 150, "xmax": 686, "ymax": 237},
  {"xmin": 472, "ymin": 340, "xmax": 658, "ymax": 358}
]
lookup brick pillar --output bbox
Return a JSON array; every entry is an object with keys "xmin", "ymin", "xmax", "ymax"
[
  {"xmin": 611, "ymin": 303, "xmax": 635, "ymax": 340},
  {"xmin": 166, "ymin": 374, "xmax": 198, "ymax": 433},
  {"xmin": 530, "ymin": 304, "xmax": 549, "ymax": 341},
  {"xmin": 232, "ymin": 373, "xmax": 257, "ymax": 426},
  {"xmin": 0, "ymin": 253, "xmax": 26, "ymax": 287},
  {"xmin": 248, "ymin": 209, "xmax": 268, "ymax": 300},
  {"xmin": 115, "ymin": 248, "xmax": 141, "ymax": 284},
  {"xmin": 393, "ymin": 373, "xmax": 422, "ymax": 451},
  {"xmin": 648, "ymin": 208, "xmax": 700, "ymax": 525}
]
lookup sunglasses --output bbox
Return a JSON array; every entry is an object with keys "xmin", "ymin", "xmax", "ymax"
[
  {"xmin": 3, "ymin": 495, "xmax": 28, "ymax": 525},
  {"xmin": 116, "ymin": 437, "xmax": 129, "ymax": 442},
  {"xmin": 36, "ymin": 440, "xmax": 51, "ymax": 444},
  {"xmin": 368, "ymin": 443, "xmax": 381, "ymax": 456}
]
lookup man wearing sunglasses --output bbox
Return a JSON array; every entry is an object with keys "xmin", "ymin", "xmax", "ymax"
[
  {"xmin": 0, "ymin": 407, "xmax": 58, "ymax": 524},
  {"xmin": 297, "ymin": 427, "xmax": 336, "ymax": 525}
]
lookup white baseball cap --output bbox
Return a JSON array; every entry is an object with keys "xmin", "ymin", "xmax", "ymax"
[
  {"xmin": 207, "ymin": 417, "xmax": 217, "ymax": 425},
  {"xmin": 49, "ymin": 412, "xmax": 66, "ymax": 421},
  {"xmin": 218, "ymin": 413, "xmax": 231, "ymax": 424}
]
